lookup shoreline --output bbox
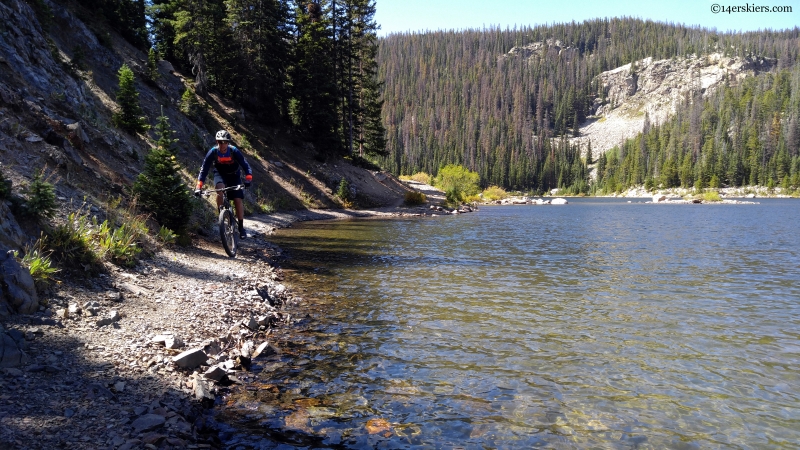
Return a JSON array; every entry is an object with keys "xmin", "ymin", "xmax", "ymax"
[{"xmin": 0, "ymin": 203, "xmax": 462, "ymax": 449}]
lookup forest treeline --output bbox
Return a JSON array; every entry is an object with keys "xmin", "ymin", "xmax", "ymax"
[
  {"xmin": 30, "ymin": 2, "xmax": 800, "ymax": 194},
  {"xmin": 375, "ymin": 19, "xmax": 800, "ymax": 193},
  {"xmin": 54, "ymin": 0, "xmax": 387, "ymax": 159}
]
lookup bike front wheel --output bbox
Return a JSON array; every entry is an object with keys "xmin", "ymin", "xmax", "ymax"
[{"xmin": 218, "ymin": 209, "xmax": 238, "ymax": 257}]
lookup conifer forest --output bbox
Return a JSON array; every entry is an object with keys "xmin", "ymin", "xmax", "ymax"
[
  {"xmin": 70, "ymin": 2, "xmax": 800, "ymax": 194},
  {"xmin": 376, "ymin": 20, "xmax": 800, "ymax": 194}
]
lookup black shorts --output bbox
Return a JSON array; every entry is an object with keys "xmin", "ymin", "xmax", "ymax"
[{"xmin": 213, "ymin": 172, "xmax": 244, "ymax": 200}]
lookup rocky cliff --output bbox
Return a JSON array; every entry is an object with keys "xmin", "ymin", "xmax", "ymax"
[{"xmin": 573, "ymin": 53, "xmax": 776, "ymax": 159}]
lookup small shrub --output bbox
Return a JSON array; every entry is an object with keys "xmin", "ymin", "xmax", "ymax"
[
  {"xmin": 180, "ymin": 88, "xmax": 201, "ymax": 120},
  {"xmin": 336, "ymin": 177, "xmax": 352, "ymax": 202},
  {"xmin": 239, "ymin": 134, "xmax": 252, "ymax": 152},
  {"xmin": 96, "ymin": 218, "xmax": 142, "ymax": 266},
  {"xmin": 48, "ymin": 210, "xmax": 100, "ymax": 271},
  {"xmin": 404, "ymin": 191, "xmax": 427, "ymax": 205},
  {"xmin": 157, "ymin": 226, "xmax": 177, "ymax": 245},
  {"xmin": 444, "ymin": 187, "xmax": 461, "ymax": 205},
  {"xmin": 481, "ymin": 185, "xmax": 508, "ymax": 201},
  {"xmin": 253, "ymin": 186, "xmax": 276, "ymax": 213},
  {"xmin": 464, "ymin": 194, "xmax": 481, "ymax": 203},
  {"xmin": 408, "ymin": 172, "xmax": 431, "ymax": 185},
  {"xmin": 0, "ymin": 167, "xmax": 10, "ymax": 200},
  {"xmin": 132, "ymin": 131, "xmax": 193, "ymax": 234},
  {"xmin": 702, "ymin": 191, "xmax": 722, "ymax": 202},
  {"xmin": 23, "ymin": 172, "xmax": 58, "ymax": 221},
  {"xmin": 146, "ymin": 48, "xmax": 159, "ymax": 81},
  {"xmin": 19, "ymin": 235, "xmax": 59, "ymax": 286},
  {"xmin": 112, "ymin": 64, "xmax": 149, "ymax": 133},
  {"xmin": 434, "ymin": 164, "xmax": 480, "ymax": 204}
]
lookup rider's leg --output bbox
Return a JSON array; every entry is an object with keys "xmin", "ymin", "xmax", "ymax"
[
  {"xmin": 234, "ymin": 198, "xmax": 245, "ymax": 236},
  {"xmin": 215, "ymin": 182, "xmax": 225, "ymax": 209},
  {"xmin": 233, "ymin": 198, "xmax": 244, "ymax": 223}
]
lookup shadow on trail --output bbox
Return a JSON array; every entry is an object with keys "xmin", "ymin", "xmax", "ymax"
[{"xmin": 0, "ymin": 322, "xmax": 212, "ymax": 449}]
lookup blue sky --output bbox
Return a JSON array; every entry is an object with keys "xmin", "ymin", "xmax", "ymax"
[{"xmin": 374, "ymin": 0, "xmax": 799, "ymax": 36}]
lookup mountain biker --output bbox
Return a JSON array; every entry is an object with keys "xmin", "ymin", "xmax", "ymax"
[{"xmin": 195, "ymin": 130, "xmax": 252, "ymax": 239}]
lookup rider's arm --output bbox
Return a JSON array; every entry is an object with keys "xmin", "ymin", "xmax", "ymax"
[
  {"xmin": 232, "ymin": 146, "xmax": 253, "ymax": 184},
  {"xmin": 196, "ymin": 148, "xmax": 216, "ymax": 189}
]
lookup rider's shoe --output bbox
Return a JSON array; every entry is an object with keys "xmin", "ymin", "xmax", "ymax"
[{"xmin": 239, "ymin": 229, "xmax": 247, "ymax": 240}]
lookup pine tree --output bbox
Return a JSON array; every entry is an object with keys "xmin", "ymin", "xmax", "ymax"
[
  {"xmin": 290, "ymin": 1, "xmax": 340, "ymax": 155},
  {"xmin": 147, "ymin": 48, "xmax": 160, "ymax": 81},
  {"xmin": 132, "ymin": 111, "xmax": 191, "ymax": 234},
  {"xmin": 23, "ymin": 171, "xmax": 57, "ymax": 222},
  {"xmin": 113, "ymin": 64, "xmax": 149, "ymax": 133},
  {"xmin": 179, "ymin": 87, "xmax": 201, "ymax": 120}
]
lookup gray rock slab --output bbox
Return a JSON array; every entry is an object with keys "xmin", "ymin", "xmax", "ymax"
[
  {"xmin": 172, "ymin": 348, "xmax": 207, "ymax": 369},
  {"xmin": 192, "ymin": 374, "xmax": 214, "ymax": 402},
  {"xmin": 130, "ymin": 414, "xmax": 166, "ymax": 433},
  {"xmin": 96, "ymin": 310, "xmax": 121, "ymax": 327},
  {"xmin": 203, "ymin": 365, "xmax": 226, "ymax": 382},
  {"xmin": 252, "ymin": 342, "xmax": 278, "ymax": 359}
]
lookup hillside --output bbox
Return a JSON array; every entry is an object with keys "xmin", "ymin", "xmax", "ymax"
[
  {"xmin": 0, "ymin": 1, "xmax": 439, "ymax": 447},
  {"xmin": 376, "ymin": 21, "xmax": 800, "ymax": 193},
  {"xmin": 0, "ymin": 0, "xmax": 413, "ymax": 212}
]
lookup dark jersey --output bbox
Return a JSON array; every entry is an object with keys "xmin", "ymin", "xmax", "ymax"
[{"xmin": 197, "ymin": 145, "xmax": 252, "ymax": 182}]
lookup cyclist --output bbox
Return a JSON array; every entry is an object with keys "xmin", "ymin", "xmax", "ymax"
[{"xmin": 195, "ymin": 130, "xmax": 253, "ymax": 239}]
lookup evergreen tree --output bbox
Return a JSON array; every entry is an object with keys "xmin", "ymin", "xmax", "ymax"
[
  {"xmin": 132, "ymin": 112, "xmax": 192, "ymax": 234},
  {"xmin": 225, "ymin": 0, "xmax": 292, "ymax": 116},
  {"xmin": 179, "ymin": 87, "xmax": 201, "ymax": 120},
  {"xmin": 290, "ymin": 1, "xmax": 340, "ymax": 155},
  {"xmin": 112, "ymin": 64, "xmax": 149, "ymax": 133},
  {"xmin": 147, "ymin": 48, "xmax": 160, "ymax": 81},
  {"xmin": 23, "ymin": 172, "xmax": 57, "ymax": 222}
]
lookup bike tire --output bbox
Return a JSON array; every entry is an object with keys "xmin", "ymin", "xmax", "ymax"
[{"xmin": 218, "ymin": 209, "xmax": 238, "ymax": 257}]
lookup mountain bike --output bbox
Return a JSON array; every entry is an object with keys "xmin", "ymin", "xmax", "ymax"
[{"xmin": 198, "ymin": 185, "xmax": 244, "ymax": 257}]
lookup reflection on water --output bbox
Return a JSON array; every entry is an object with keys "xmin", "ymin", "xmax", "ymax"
[{"xmin": 217, "ymin": 199, "xmax": 800, "ymax": 448}]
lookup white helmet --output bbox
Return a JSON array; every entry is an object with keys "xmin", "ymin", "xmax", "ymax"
[{"xmin": 215, "ymin": 130, "xmax": 231, "ymax": 142}]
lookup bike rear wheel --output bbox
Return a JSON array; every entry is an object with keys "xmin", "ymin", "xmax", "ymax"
[{"xmin": 218, "ymin": 208, "xmax": 238, "ymax": 257}]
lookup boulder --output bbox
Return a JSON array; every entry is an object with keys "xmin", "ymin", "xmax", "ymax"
[
  {"xmin": 191, "ymin": 373, "xmax": 215, "ymax": 403},
  {"xmin": 203, "ymin": 365, "xmax": 227, "ymax": 382},
  {"xmin": 66, "ymin": 122, "xmax": 90, "ymax": 146},
  {"xmin": 96, "ymin": 310, "xmax": 121, "ymax": 327},
  {"xmin": 0, "ymin": 249, "xmax": 39, "ymax": 316},
  {"xmin": 0, "ymin": 202, "xmax": 26, "ymax": 251},
  {"xmin": 172, "ymin": 348, "xmax": 207, "ymax": 369},
  {"xmin": 653, "ymin": 194, "xmax": 667, "ymax": 203},
  {"xmin": 0, "ymin": 332, "xmax": 29, "ymax": 368},
  {"xmin": 551, "ymin": 198, "xmax": 568, "ymax": 205},
  {"xmin": 152, "ymin": 334, "xmax": 183, "ymax": 349}
]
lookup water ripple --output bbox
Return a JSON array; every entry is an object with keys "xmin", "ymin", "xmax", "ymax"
[{"xmin": 224, "ymin": 199, "xmax": 800, "ymax": 448}]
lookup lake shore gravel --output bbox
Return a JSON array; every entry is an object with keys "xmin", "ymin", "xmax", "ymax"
[{"xmin": 0, "ymin": 199, "xmax": 459, "ymax": 450}]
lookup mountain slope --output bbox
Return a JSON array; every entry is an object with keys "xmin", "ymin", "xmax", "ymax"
[{"xmin": 0, "ymin": 0, "xmax": 415, "ymax": 239}]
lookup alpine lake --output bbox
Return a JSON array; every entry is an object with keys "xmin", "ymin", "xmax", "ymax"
[{"xmin": 213, "ymin": 198, "xmax": 800, "ymax": 449}]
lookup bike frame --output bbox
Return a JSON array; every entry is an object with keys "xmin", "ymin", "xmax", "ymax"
[{"xmin": 198, "ymin": 184, "xmax": 244, "ymax": 257}]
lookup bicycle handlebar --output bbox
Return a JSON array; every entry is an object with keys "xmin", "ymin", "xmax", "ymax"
[{"xmin": 196, "ymin": 184, "xmax": 244, "ymax": 194}]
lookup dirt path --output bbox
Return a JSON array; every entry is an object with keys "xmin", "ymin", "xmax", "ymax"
[{"xmin": 0, "ymin": 183, "xmax": 457, "ymax": 449}]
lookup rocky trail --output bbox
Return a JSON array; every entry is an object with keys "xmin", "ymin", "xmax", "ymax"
[
  {"xmin": 1, "ymin": 223, "xmax": 295, "ymax": 449},
  {"xmin": 0, "ymin": 183, "xmax": 459, "ymax": 449}
]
